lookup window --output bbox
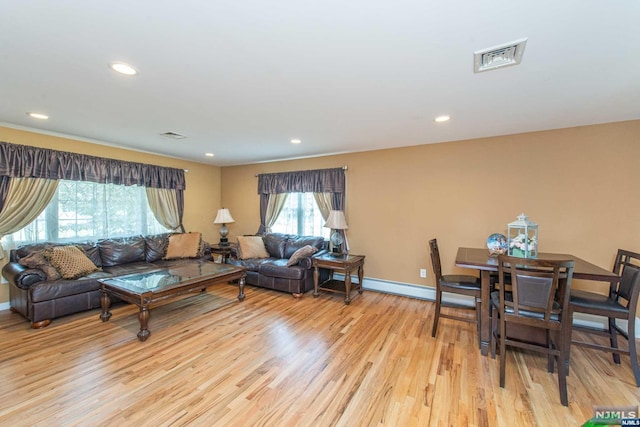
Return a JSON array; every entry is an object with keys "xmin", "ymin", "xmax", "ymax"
[
  {"xmin": 271, "ymin": 193, "xmax": 330, "ymax": 239},
  {"xmin": 3, "ymin": 180, "xmax": 168, "ymax": 246}
]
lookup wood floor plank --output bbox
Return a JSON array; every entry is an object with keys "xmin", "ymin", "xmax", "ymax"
[{"xmin": 0, "ymin": 283, "xmax": 639, "ymax": 426}]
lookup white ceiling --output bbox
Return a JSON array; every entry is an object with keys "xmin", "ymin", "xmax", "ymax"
[{"xmin": 2, "ymin": 1, "xmax": 639, "ymax": 166}]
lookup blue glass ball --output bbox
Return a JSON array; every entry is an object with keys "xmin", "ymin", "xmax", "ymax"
[{"xmin": 487, "ymin": 233, "xmax": 508, "ymax": 255}]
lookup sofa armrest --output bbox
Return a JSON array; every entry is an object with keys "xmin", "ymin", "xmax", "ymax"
[
  {"xmin": 293, "ymin": 248, "xmax": 329, "ymax": 269},
  {"xmin": 2, "ymin": 262, "xmax": 47, "ymax": 289},
  {"xmin": 296, "ymin": 257, "xmax": 313, "ymax": 269}
]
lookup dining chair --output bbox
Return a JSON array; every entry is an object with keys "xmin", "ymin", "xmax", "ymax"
[
  {"xmin": 490, "ymin": 255, "xmax": 575, "ymax": 406},
  {"xmin": 429, "ymin": 239, "xmax": 481, "ymax": 342},
  {"xmin": 569, "ymin": 249, "xmax": 640, "ymax": 387}
]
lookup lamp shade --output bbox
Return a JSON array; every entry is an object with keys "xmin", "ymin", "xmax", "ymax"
[
  {"xmin": 324, "ymin": 210, "xmax": 348, "ymax": 230},
  {"xmin": 214, "ymin": 208, "xmax": 235, "ymax": 224}
]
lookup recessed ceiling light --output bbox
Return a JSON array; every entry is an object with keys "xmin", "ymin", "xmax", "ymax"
[
  {"xmin": 434, "ymin": 115, "xmax": 450, "ymax": 123},
  {"xmin": 27, "ymin": 112, "xmax": 49, "ymax": 120},
  {"xmin": 205, "ymin": 153, "xmax": 214, "ymax": 157},
  {"xmin": 291, "ymin": 139, "xmax": 301, "ymax": 144},
  {"xmin": 110, "ymin": 62, "xmax": 138, "ymax": 76}
]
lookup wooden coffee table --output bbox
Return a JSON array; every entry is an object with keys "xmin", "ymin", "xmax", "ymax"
[{"xmin": 99, "ymin": 262, "xmax": 246, "ymax": 341}]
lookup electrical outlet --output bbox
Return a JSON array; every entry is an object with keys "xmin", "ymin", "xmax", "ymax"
[{"xmin": 420, "ymin": 268, "xmax": 427, "ymax": 278}]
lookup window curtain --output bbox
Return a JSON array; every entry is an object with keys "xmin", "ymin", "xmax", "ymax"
[
  {"xmin": 257, "ymin": 167, "xmax": 344, "ymax": 195},
  {"xmin": 146, "ymin": 187, "xmax": 185, "ymax": 232},
  {"xmin": 0, "ymin": 177, "xmax": 59, "ymax": 259},
  {"xmin": 313, "ymin": 192, "xmax": 349, "ymax": 251},
  {"xmin": 257, "ymin": 167, "xmax": 345, "ymax": 235},
  {"xmin": 0, "ymin": 176, "xmax": 10, "ymax": 213},
  {"xmin": 0, "ymin": 140, "xmax": 186, "ymax": 234},
  {"xmin": 0, "ymin": 141, "xmax": 186, "ymax": 190},
  {"xmin": 313, "ymin": 193, "xmax": 332, "ymax": 219},
  {"xmin": 257, "ymin": 193, "xmax": 288, "ymax": 234}
]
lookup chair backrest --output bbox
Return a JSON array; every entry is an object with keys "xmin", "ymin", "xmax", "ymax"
[
  {"xmin": 497, "ymin": 255, "xmax": 575, "ymax": 325},
  {"xmin": 428, "ymin": 239, "xmax": 442, "ymax": 283},
  {"xmin": 613, "ymin": 249, "xmax": 640, "ymax": 305}
]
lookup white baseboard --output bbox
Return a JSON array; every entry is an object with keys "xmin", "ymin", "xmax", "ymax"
[
  {"xmin": 359, "ymin": 275, "xmax": 640, "ymax": 339},
  {"xmin": 0, "ymin": 302, "xmax": 10, "ymax": 311}
]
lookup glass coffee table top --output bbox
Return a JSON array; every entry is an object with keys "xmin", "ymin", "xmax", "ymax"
[{"xmin": 101, "ymin": 262, "xmax": 240, "ymax": 294}]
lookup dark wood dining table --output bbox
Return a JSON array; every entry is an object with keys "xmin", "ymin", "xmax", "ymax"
[{"xmin": 455, "ymin": 247, "xmax": 620, "ymax": 356}]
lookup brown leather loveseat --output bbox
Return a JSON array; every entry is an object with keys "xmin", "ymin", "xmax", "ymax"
[{"xmin": 226, "ymin": 233, "xmax": 329, "ymax": 297}]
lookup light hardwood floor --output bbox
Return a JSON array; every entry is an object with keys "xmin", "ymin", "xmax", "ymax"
[{"xmin": 0, "ymin": 283, "xmax": 638, "ymax": 426}]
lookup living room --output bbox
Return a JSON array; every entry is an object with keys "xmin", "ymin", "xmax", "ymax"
[
  {"xmin": 2, "ymin": 1, "xmax": 640, "ymax": 425},
  {"xmin": 3, "ymin": 120, "xmax": 638, "ymax": 306},
  {"xmin": 2, "ymin": 119, "xmax": 640, "ymax": 424}
]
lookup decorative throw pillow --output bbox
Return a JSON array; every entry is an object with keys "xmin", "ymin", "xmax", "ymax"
[
  {"xmin": 164, "ymin": 232, "xmax": 202, "ymax": 260},
  {"xmin": 18, "ymin": 250, "xmax": 62, "ymax": 281},
  {"xmin": 286, "ymin": 245, "xmax": 319, "ymax": 266},
  {"xmin": 44, "ymin": 245, "xmax": 100, "ymax": 280},
  {"xmin": 236, "ymin": 236, "xmax": 270, "ymax": 260}
]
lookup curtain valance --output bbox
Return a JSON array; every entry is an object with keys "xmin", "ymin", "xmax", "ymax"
[
  {"xmin": 0, "ymin": 141, "xmax": 185, "ymax": 190},
  {"xmin": 257, "ymin": 167, "xmax": 344, "ymax": 194}
]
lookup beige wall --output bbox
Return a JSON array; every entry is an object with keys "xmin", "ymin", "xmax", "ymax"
[
  {"xmin": 2, "ymin": 120, "xmax": 640, "ymax": 308},
  {"xmin": 0, "ymin": 126, "xmax": 222, "ymax": 304},
  {"xmin": 221, "ymin": 120, "xmax": 640, "ymax": 298}
]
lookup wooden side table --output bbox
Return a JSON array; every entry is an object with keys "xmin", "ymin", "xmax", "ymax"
[
  {"xmin": 210, "ymin": 243, "xmax": 237, "ymax": 263},
  {"xmin": 312, "ymin": 253, "xmax": 365, "ymax": 305}
]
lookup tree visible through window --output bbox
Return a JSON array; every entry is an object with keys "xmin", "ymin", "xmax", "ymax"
[
  {"xmin": 5, "ymin": 180, "xmax": 168, "ymax": 245},
  {"xmin": 271, "ymin": 193, "xmax": 330, "ymax": 238}
]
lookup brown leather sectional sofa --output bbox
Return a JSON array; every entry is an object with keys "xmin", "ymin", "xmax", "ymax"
[
  {"xmin": 2, "ymin": 233, "xmax": 212, "ymax": 328},
  {"xmin": 226, "ymin": 233, "xmax": 329, "ymax": 297}
]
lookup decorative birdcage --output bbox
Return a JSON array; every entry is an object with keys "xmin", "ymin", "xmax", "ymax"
[{"xmin": 507, "ymin": 213, "xmax": 538, "ymax": 258}]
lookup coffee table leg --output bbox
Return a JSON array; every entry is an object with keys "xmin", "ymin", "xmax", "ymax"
[
  {"xmin": 100, "ymin": 290, "xmax": 112, "ymax": 322},
  {"xmin": 137, "ymin": 306, "xmax": 151, "ymax": 342},
  {"xmin": 237, "ymin": 277, "xmax": 245, "ymax": 301}
]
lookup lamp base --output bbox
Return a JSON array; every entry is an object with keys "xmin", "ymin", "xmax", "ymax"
[
  {"xmin": 329, "ymin": 230, "xmax": 347, "ymax": 257},
  {"xmin": 218, "ymin": 223, "xmax": 229, "ymax": 246},
  {"xmin": 330, "ymin": 246, "xmax": 347, "ymax": 257}
]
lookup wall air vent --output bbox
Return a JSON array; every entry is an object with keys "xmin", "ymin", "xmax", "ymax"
[
  {"xmin": 474, "ymin": 38, "xmax": 528, "ymax": 73},
  {"xmin": 160, "ymin": 131, "xmax": 187, "ymax": 139}
]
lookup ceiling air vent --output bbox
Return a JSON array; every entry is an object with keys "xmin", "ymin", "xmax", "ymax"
[
  {"xmin": 474, "ymin": 38, "xmax": 528, "ymax": 73},
  {"xmin": 160, "ymin": 131, "xmax": 187, "ymax": 139}
]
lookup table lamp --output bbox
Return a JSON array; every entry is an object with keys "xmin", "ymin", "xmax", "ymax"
[
  {"xmin": 214, "ymin": 208, "xmax": 235, "ymax": 246},
  {"xmin": 324, "ymin": 210, "xmax": 348, "ymax": 256}
]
